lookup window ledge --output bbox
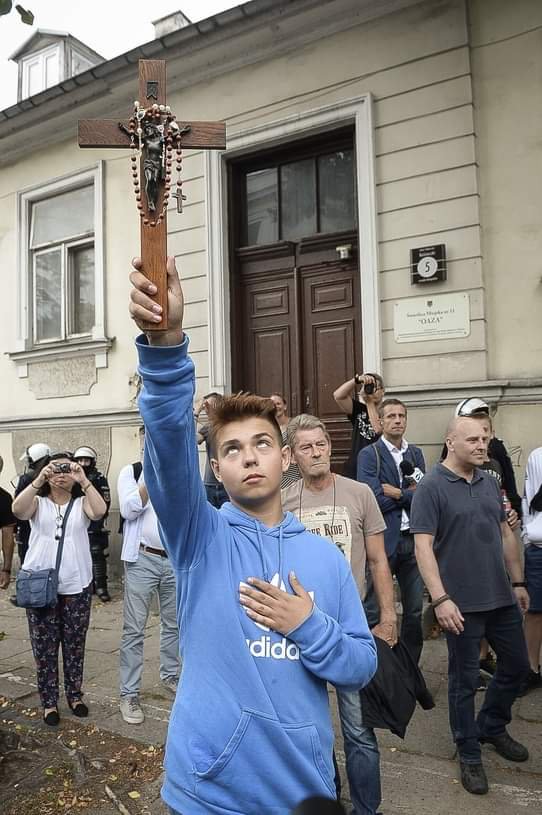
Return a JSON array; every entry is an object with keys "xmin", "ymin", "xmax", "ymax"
[{"xmin": 7, "ymin": 336, "xmax": 114, "ymax": 378}]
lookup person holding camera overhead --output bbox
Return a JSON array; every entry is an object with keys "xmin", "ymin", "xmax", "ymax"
[
  {"xmin": 333, "ymin": 373, "xmax": 385, "ymax": 478},
  {"xmin": 12, "ymin": 451, "xmax": 107, "ymax": 726}
]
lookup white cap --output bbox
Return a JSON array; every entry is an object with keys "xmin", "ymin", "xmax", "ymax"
[
  {"xmin": 454, "ymin": 398, "xmax": 489, "ymax": 417},
  {"xmin": 73, "ymin": 446, "xmax": 97, "ymax": 460},
  {"xmin": 20, "ymin": 442, "xmax": 51, "ymax": 462}
]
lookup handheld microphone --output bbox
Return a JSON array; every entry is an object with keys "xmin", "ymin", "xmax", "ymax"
[{"xmin": 401, "ymin": 459, "xmax": 424, "ymax": 484}]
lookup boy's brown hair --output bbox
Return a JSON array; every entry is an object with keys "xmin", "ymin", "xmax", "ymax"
[{"xmin": 207, "ymin": 394, "xmax": 284, "ymax": 456}]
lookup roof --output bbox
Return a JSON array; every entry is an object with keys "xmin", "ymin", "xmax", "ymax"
[
  {"xmin": 9, "ymin": 29, "xmax": 105, "ymax": 63},
  {"xmin": 0, "ymin": 0, "xmax": 421, "ymax": 168}
]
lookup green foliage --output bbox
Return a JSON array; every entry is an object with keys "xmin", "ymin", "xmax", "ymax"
[{"xmin": 0, "ymin": 1, "xmax": 34, "ymax": 24}]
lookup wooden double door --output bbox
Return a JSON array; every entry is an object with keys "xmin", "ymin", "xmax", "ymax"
[{"xmin": 232, "ymin": 232, "xmax": 362, "ymax": 469}]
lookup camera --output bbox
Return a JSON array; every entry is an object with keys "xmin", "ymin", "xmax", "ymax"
[
  {"xmin": 53, "ymin": 463, "xmax": 72, "ymax": 474},
  {"xmin": 364, "ymin": 382, "xmax": 375, "ymax": 395}
]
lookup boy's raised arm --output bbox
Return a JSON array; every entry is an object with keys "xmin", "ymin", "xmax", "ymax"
[{"xmin": 130, "ymin": 256, "xmax": 217, "ymax": 569}]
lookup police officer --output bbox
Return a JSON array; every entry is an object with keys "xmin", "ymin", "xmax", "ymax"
[
  {"xmin": 8, "ymin": 443, "xmax": 51, "ymax": 605},
  {"xmin": 16, "ymin": 443, "xmax": 51, "ymax": 564},
  {"xmin": 73, "ymin": 446, "xmax": 111, "ymax": 602}
]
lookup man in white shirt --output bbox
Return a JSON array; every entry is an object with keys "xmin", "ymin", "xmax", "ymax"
[
  {"xmin": 357, "ymin": 399, "xmax": 426, "ymax": 663},
  {"xmin": 117, "ymin": 445, "xmax": 180, "ymax": 724}
]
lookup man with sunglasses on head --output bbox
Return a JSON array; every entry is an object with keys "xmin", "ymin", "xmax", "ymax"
[
  {"xmin": 333, "ymin": 374, "xmax": 384, "ymax": 479},
  {"xmin": 449, "ymin": 399, "xmax": 522, "ymax": 517}
]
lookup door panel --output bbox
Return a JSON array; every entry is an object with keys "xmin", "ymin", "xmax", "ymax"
[
  {"xmin": 236, "ymin": 243, "xmax": 300, "ymax": 413},
  {"xmin": 234, "ymin": 236, "xmax": 362, "ymax": 472},
  {"xmin": 301, "ymin": 261, "xmax": 361, "ymax": 468}
]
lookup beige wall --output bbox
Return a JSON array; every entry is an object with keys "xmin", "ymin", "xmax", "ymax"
[
  {"xmin": 469, "ymin": 0, "xmax": 542, "ymax": 379},
  {"xmin": 0, "ymin": 0, "xmax": 539, "ymax": 546},
  {"xmin": 171, "ymin": 0, "xmax": 484, "ymax": 388}
]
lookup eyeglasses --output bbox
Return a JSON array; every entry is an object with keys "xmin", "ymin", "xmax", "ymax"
[{"xmin": 457, "ymin": 407, "xmax": 489, "ymax": 417}]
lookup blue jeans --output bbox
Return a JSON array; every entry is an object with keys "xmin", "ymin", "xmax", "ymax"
[
  {"xmin": 120, "ymin": 550, "xmax": 180, "ymax": 697},
  {"xmin": 365, "ymin": 532, "xmax": 424, "ymax": 663},
  {"xmin": 337, "ymin": 689, "xmax": 381, "ymax": 815},
  {"xmin": 446, "ymin": 603, "xmax": 530, "ymax": 763}
]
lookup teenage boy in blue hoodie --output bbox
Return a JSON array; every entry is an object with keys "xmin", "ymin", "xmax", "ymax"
[{"xmin": 129, "ymin": 256, "xmax": 377, "ymax": 815}]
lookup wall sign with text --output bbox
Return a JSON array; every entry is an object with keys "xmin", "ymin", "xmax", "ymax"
[
  {"xmin": 394, "ymin": 293, "xmax": 470, "ymax": 343},
  {"xmin": 410, "ymin": 244, "xmax": 447, "ymax": 283}
]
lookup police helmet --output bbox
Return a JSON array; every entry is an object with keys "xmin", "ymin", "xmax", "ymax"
[
  {"xmin": 73, "ymin": 446, "xmax": 97, "ymax": 463},
  {"xmin": 20, "ymin": 442, "xmax": 51, "ymax": 465}
]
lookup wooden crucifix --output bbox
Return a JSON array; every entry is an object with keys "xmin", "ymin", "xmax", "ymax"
[{"xmin": 78, "ymin": 59, "xmax": 226, "ymax": 330}]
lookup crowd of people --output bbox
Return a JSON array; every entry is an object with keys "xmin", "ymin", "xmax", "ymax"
[{"xmin": 0, "ymin": 254, "xmax": 540, "ymax": 815}]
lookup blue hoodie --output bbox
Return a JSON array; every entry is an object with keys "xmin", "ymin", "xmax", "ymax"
[{"xmin": 136, "ymin": 335, "xmax": 377, "ymax": 815}]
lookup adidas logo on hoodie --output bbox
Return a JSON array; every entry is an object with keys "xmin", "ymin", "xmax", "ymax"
[
  {"xmin": 242, "ymin": 573, "xmax": 313, "ymax": 661},
  {"xmin": 245, "ymin": 635, "xmax": 300, "ymax": 660}
]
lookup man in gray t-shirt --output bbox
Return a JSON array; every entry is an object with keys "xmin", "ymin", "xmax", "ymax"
[{"xmin": 410, "ymin": 415, "xmax": 530, "ymax": 797}]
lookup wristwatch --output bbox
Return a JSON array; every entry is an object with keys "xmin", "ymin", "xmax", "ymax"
[{"xmin": 512, "ymin": 581, "xmax": 527, "ymax": 588}]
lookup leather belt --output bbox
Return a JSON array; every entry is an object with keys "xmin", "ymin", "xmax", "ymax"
[{"xmin": 139, "ymin": 543, "xmax": 168, "ymax": 558}]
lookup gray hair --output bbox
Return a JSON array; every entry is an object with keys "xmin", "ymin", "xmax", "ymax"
[{"xmin": 287, "ymin": 414, "xmax": 330, "ymax": 449}]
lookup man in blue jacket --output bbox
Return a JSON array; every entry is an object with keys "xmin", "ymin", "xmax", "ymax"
[
  {"xmin": 129, "ymin": 256, "xmax": 377, "ymax": 815},
  {"xmin": 357, "ymin": 399, "xmax": 425, "ymax": 663}
]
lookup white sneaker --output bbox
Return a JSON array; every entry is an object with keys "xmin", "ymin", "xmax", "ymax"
[
  {"xmin": 162, "ymin": 677, "xmax": 178, "ymax": 695},
  {"xmin": 120, "ymin": 696, "xmax": 144, "ymax": 724}
]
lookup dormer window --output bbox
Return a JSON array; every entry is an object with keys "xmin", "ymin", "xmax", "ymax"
[
  {"xmin": 10, "ymin": 30, "xmax": 104, "ymax": 102},
  {"xmin": 21, "ymin": 43, "xmax": 61, "ymax": 98}
]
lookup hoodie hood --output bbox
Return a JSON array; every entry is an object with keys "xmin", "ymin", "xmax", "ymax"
[
  {"xmin": 219, "ymin": 501, "xmax": 305, "ymax": 537},
  {"xmin": 220, "ymin": 502, "xmax": 305, "ymax": 584}
]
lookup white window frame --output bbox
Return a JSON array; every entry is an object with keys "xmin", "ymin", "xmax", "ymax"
[
  {"xmin": 31, "ymin": 208, "xmax": 94, "ymax": 345},
  {"xmin": 204, "ymin": 93, "xmax": 381, "ymax": 394},
  {"xmin": 21, "ymin": 44, "xmax": 62, "ymax": 99},
  {"xmin": 10, "ymin": 164, "xmax": 110, "ymax": 378}
]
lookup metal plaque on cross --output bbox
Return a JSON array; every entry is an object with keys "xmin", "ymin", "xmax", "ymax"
[{"xmin": 78, "ymin": 59, "xmax": 226, "ymax": 330}]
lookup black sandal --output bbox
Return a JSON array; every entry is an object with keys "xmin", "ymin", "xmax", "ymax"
[
  {"xmin": 43, "ymin": 707, "xmax": 60, "ymax": 726},
  {"xmin": 68, "ymin": 700, "xmax": 89, "ymax": 718}
]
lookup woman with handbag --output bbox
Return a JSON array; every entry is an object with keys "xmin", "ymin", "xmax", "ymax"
[{"xmin": 12, "ymin": 451, "xmax": 107, "ymax": 725}]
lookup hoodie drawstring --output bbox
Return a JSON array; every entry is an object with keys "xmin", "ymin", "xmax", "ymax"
[
  {"xmin": 255, "ymin": 523, "xmax": 269, "ymax": 582},
  {"xmin": 253, "ymin": 520, "xmax": 285, "ymax": 586}
]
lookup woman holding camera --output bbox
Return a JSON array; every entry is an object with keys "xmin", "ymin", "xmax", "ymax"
[{"xmin": 12, "ymin": 451, "xmax": 107, "ymax": 725}]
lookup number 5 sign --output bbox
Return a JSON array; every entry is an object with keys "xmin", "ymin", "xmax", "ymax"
[{"xmin": 410, "ymin": 244, "xmax": 447, "ymax": 284}]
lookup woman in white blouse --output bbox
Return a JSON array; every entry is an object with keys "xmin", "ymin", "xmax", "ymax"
[{"xmin": 13, "ymin": 451, "xmax": 106, "ymax": 726}]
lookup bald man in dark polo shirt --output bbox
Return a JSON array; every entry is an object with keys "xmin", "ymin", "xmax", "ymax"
[{"xmin": 410, "ymin": 415, "xmax": 530, "ymax": 797}]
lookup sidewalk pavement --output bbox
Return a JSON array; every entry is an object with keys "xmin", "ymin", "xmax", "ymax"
[{"xmin": 1, "ymin": 588, "xmax": 541, "ymax": 814}]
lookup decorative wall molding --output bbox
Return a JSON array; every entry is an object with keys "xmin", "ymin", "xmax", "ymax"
[
  {"xmin": 389, "ymin": 379, "xmax": 542, "ymax": 409},
  {"xmin": 0, "ymin": 408, "xmax": 141, "ymax": 432},
  {"xmin": 27, "ymin": 356, "xmax": 98, "ymax": 399},
  {"xmin": 12, "ymin": 426, "xmax": 112, "ymax": 477}
]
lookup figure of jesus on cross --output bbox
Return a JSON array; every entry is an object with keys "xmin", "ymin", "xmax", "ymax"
[{"xmin": 78, "ymin": 59, "xmax": 226, "ymax": 330}]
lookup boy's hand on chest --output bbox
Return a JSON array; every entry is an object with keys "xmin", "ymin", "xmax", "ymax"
[{"xmin": 239, "ymin": 572, "xmax": 313, "ymax": 635}]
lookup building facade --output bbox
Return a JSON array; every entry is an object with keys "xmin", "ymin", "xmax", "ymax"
[{"xmin": 0, "ymin": 0, "xmax": 540, "ymax": 571}]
